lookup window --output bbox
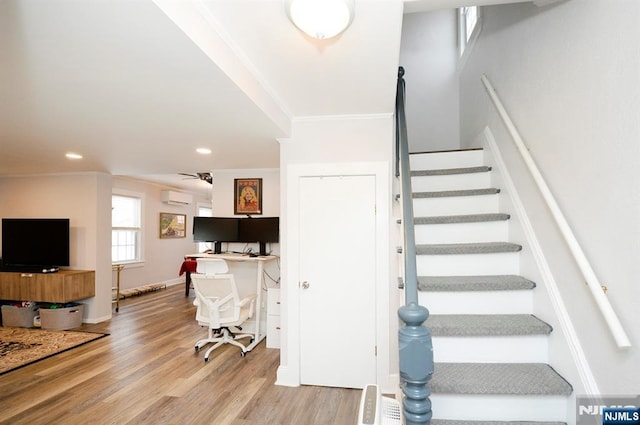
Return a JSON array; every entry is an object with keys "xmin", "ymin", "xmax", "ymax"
[
  {"xmin": 196, "ymin": 203, "xmax": 212, "ymax": 253},
  {"xmin": 112, "ymin": 193, "xmax": 142, "ymax": 263},
  {"xmin": 459, "ymin": 6, "xmax": 480, "ymax": 58}
]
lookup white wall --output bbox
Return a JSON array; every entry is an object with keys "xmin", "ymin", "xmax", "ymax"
[
  {"xmin": 210, "ymin": 168, "xmax": 281, "ymax": 256},
  {"xmin": 113, "ymin": 169, "xmax": 281, "ymax": 291},
  {"xmin": 400, "ymin": 9, "xmax": 460, "ymax": 152},
  {"xmin": 112, "ymin": 177, "xmax": 203, "ymax": 292},
  {"xmin": 0, "ymin": 170, "xmax": 280, "ymax": 323},
  {"xmin": 0, "ymin": 173, "xmax": 112, "ymax": 323},
  {"xmin": 459, "ymin": 1, "xmax": 640, "ymax": 393},
  {"xmin": 211, "ymin": 169, "xmax": 280, "ymax": 218},
  {"xmin": 211, "ymin": 168, "xmax": 280, "ymax": 255},
  {"xmin": 277, "ymin": 115, "xmax": 397, "ymax": 392}
]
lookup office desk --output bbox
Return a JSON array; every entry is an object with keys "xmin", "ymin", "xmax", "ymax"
[{"xmin": 184, "ymin": 253, "xmax": 278, "ymax": 352}]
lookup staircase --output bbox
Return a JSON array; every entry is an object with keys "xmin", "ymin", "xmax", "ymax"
[{"xmin": 408, "ymin": 149, "xmax": 573, "ymax": 423}]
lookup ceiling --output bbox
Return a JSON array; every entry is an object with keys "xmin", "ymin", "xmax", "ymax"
[{"xmin": 0, "ymin": 0, "xmax": 535, "ymax": 195}]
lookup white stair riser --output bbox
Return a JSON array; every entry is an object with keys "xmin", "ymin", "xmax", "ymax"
[
  {"xmin": 413, "ymin": 194, "xmax": 499, "ymax": 216},
  {"xmin": 415, "ymin": 221, "xmax": 509, "ymax": 244},
  {"xmin": 408, "ymin": 150, "xmax": 569, "ymax": 423},
  {"xmin": 430, "ymin": 394, "xmax": 568, "ymax": 422},
  {"xmin": 416, "ymin": 252, "xmax": 520, "ymax": 276},
  {"xmin": 410, "ymin": 150, "xmax": 484, "ymax": 170},
  {"xmin": 420, "ymin": 290, "xmax": 533, "ymax": 314},
  {"xmin": 412, "ymin": 172, "xmax": 491, "ymax": 192},
  {"xmin": 432, "ymin": 335, "xmax": 548, "ymax": 363}
]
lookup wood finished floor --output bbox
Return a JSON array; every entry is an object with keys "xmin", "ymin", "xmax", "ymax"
[{"xmin": 0, "ymin": 284, "xmax": 360, "ymax": 424}]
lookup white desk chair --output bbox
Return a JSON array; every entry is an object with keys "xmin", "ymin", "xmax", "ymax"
[
  {"xmin": 191, "ymin": 258, "xmax": 230, "ymax": 315},
  {"xmin": 192, "ymin": 259, "xmax": 257, "ymax": 361},
  {"xmin": 196, "ymin": 257, "xmax": 229, "ymax": 275}
]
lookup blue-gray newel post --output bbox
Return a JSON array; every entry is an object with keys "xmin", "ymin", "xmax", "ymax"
[{"xmin": 396, "ymin": 66, "xmax": 434, "ymax": 425}]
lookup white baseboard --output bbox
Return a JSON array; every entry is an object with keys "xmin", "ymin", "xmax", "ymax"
[
  {"xmin": 275, "ymin": 365, "xmax": 300, "ymax": 387},
  {"xmin": 163, "ymin": 277, "xmax": 184, "ymax": 287},
  {"xmin": 481, "ymin": 126, "xmax": 599, "ymax": 396}
]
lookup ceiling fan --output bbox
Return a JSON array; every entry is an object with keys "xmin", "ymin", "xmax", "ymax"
[{"xmin": 178, "ymin": 172, "xmax": 213, "ymax": 184}]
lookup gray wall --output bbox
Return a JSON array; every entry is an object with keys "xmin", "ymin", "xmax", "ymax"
[
  {"xmin": 400, "ymin": 9, "xmax": 460, "ymax": 153},
  {"xmin": 459, "ymin": 1, "xmax": 640, "ymax": 393}
]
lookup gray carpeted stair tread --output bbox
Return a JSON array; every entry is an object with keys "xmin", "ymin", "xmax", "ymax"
[
  {"xmin": 415, "ymin": 213, "xmax": 511, "ymax": 225},
  {"xmin": 426, "ymin": 314, "xmax": 552, "ymax": 337},
  {"xmin": 411, "ymin": 166, "xmax": 492, "ymax": 176},
  {"xmin": 431, "ymin": 363, "xmax": 573, "ymax": 395},
  {"xmin": 418, "ymin": 275, "xmax": 536, "ymax": 292},
  {"xmin": 417, "ymin": 242, "xmax": 522, "ymax": 255},
  {"xmin": 431, "ymin": 420, "xmax": 566, "ymax": 425},
  {"xmin": 413, "ymin": 188, "xmax": 500, "ymax": 198}
]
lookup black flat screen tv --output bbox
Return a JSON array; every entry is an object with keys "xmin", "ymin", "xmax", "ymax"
[{"xmin": 1, "ymin": 218, "xmax": 70, "ymax": 271}]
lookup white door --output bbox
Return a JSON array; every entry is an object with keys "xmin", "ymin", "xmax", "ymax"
[{"xmin": 299, "ymin": 175, "xmax": 377, "ymax": 388}]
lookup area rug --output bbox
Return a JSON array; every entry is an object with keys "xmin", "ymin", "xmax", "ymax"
[{"xmin": 0, "ymin": 327, "xmax": 108, "ymax": 375}]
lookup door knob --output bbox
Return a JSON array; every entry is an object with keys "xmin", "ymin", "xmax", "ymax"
[{"xmin": 300, "ymin": 281, "xmax": 310, "ymax": 289}]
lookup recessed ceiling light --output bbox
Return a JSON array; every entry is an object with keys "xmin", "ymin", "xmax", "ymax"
[
  {"xmin": 196, "ymin": 148, "xmax": 212, "ymax": 155},
  {"xmin": 65, "ymin": 152, "xmax": 83, "ymax": 160}
]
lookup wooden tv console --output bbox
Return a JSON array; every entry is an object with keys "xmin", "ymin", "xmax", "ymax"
[{"xmin": 0, "ymin": 270, "xmax": 95, "ymax": 303}]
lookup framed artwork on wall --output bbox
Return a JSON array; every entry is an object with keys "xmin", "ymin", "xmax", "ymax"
[
  {"xmin": 159, "ymin": 212, "xmax": 186, "ymax": 239},
  {"xmin": 234, "ymin": 178, "xmax": 262, "ymax": 215}
]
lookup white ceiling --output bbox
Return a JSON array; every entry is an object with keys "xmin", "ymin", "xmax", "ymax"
[
  {"xmin": 0, "ymin": 0, "xmax": 407, "ymax": 194},
  {"xmin": 0, "ymin": 0, "xmax": 536, "ymax": 195}
]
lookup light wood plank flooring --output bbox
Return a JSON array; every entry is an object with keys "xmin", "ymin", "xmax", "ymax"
[{"xmin": 0, "ymin": 284, "xmax": 360, "ymax": 424}]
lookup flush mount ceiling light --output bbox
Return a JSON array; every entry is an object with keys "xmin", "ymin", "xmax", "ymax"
[
  {"xmin": 65, "ymin": 152, "xmax": 83, "ymax": 160},
  {"xmin": 285, "ymin": 0, "xmax": 355, "ymax": 40},
  {"xmin": 196, "ymin": 147, "xmax": 212, "ymax": 155}
]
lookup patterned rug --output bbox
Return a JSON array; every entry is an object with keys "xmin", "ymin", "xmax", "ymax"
[{"xmin": 0, "ymin": 327, "xmax": 107, "ymax": 375}]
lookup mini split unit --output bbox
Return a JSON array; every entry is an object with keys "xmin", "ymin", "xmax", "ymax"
[{"xmin": 161, "ymin": 190, "xmax": 193, "ymax": 206}]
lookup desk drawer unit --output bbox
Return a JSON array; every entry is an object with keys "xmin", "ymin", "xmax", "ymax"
[{"xmin": 266, "ymin": 288, "xmax": 281, "ymax": 348}]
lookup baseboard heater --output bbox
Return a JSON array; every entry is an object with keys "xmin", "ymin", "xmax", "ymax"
[{"xmin": 356, "ymin": 384, "xmax": 402, "ymax": 425}]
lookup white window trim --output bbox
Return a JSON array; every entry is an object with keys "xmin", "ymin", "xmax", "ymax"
[
  {"xmin": 112, "ymin": 188, "xmax": 145, "ymax": 266},
  {"xmin": 457, "ymin": 6, "xmax": 482, "ymax": 73},
  {"xmin": 196, "ymin": 201, "xmax": 213, "ymax": 213},
  {"xmin": 195, "ymin": 202, "xmax": 213, "ymax": 253}
]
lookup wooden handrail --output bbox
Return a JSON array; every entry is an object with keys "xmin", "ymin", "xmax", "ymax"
[{"xmin": 481, "ymin": 74, "xmax": 631, "ymax": 348}]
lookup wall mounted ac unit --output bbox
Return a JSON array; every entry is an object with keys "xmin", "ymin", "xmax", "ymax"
[{"xmin": 161, "ymin": 191, "xmax": 192, "ymax": 206}]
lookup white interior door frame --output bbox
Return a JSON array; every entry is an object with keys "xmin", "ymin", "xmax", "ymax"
[{"xmin": 276, "ymin": 161, "xmax": 391, "ymax": 389}]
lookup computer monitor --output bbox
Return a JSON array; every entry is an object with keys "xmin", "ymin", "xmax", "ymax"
[
  {"xmin": 192, "ymin": 217, "xmax": 239, "ymax": 254},
  {"xmin": 238, "ymin": 217, "xmax": 279, "ymax": 256}
]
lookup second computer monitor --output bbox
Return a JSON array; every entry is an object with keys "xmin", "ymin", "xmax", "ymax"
[{"xmin": 238, "ymin": 217, "xmax": 279, "ymax": 256}]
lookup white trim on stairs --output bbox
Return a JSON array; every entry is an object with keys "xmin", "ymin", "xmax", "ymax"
[{"xmin": 481, "ymin": 126, "xmax": 600, "ymax": 396}]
